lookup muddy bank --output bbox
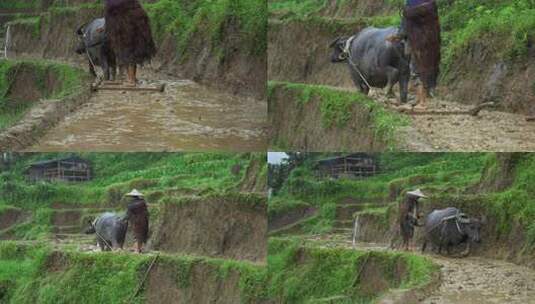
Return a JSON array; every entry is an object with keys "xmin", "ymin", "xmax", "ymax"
[
  {"xmin": 146, "ymin": 256, "xmax": 270, "ymax": 304},
  {"xmin": 441, "ymin": 38, "xmax": 535, "ymax": 116},
  {"xmin": 238, "ymin": 154, "xmax": 268, "ymax": 194},
  {"xmin": 354, "ymin": 195, "xmax": 535, "ymax": 269},
  {"xmin": 268, "ymin": 18, "xmax": 362, "ymax": 88},
  {"xmin": 151, "ymin": 194, "xmax": 267, "ymax": 262},
  {"xmin": 269, "ymin": 16, "xmax": 535, "ymax": 115},
  {"xmin": 268, "ymin": 238, "xmax": 440, "ymax": 303},
  {"xmin": 0, "ymin": 207, "xmax": 28, "ymax": 231},
  {"xmin": 0, "ymin": 61, "xmax": 91, "ymax": 150},
  {"xmin": 7, "ymin": 3, "xmax": 265, "ymax": 98},
  {"xmin": 268, "ymin": 82, "xmax": 406, "ymax": 151}
]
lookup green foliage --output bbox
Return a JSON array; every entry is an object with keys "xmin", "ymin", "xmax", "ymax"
[
  {"xmin": 267, "ymin": 237, "xmax": 437, "ymax": 303},
  {"xmin": 269, "ymin": 81, "xmax": 409, "ymax": 147},
  {"xmin": 0, "ymin": 60, "xmax": 85, "ymax": 130},
  {"xmin": 270, "ymin": 153, "xmax": 489, "ymax": 235},
  {"xmin": 145, "ymin": 0, "xmax": 267, "ymax": 56}
]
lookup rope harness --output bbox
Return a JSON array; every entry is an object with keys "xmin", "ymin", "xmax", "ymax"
[
  {"xmin": 90, "ymin": 220, "xmax": 113, "ymax": 251},
  {"xmin": 427, "ymin": 211, "xmax": 469, "ymax": 244},
  {"xmin": 81, "ymin": 31, "xmax": 104, "ymax": 81},
  {"xmin": 341, "ymin": 35, "xmax": 373, "ymax": 90}
]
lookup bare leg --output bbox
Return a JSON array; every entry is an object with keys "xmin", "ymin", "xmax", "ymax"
[
  {"xmin": 126, "ymin": 65, "xmax": 137, "ymax": 86},
  {"xmin": 414, "ymin": 84, "xmax": 427, "ymax": 110}
]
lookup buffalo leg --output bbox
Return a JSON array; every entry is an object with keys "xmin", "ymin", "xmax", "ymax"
[
  {"xmin": 421, "ymin": 240, "xmax": 427, "ymax": 253},
  {"xmin": 102, "ymin": 60, "xmax": 110, "ymax": 81},
  {"xmin": 385, "ymin": 67, "xmax": 398, "ymax": 99},
  {"xmin": 88, "ymin": 62, "xmax": 96, "ymax": 78},
  {"xmin": 398, "ymin": 59, "xmax": 410, "ymax": 104}
]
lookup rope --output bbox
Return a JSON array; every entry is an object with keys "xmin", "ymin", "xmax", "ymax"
[
  {"xmin": 344, "ymin": 39, "xmax": 373, "ymax": 90},
  {"xmin": 82, "ymin": 32, "xmax": 104, "ymax": 82},
  {"xmin": 90, "ymin": 221, "xmax": 113, "ymax": 251},
  {"xmin": 351, "ymin": 251, "xmax": 371, "ymax": 288},
  {"xmin": 126, "ymin": 253, "xmax": 160, "ymax": 303}
]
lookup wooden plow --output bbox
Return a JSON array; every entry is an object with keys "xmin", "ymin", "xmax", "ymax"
[
  {"xmin": 392, "ymin": 102, "xmax": 495, "ymax": 117},
  {"xmin": 91, "ymin": 80, "xmax": 165, "ymax": 93}
]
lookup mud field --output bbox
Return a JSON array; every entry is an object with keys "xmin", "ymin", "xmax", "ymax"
[
  {"xmin": 301, "ymin": 234, "xmax": 535, "ymax": 304},
  {"xmin": 25, "ymin": 70, "xmax": 267, "ymax": 152}
]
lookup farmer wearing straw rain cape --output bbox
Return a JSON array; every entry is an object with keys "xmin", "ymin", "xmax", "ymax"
[
  {"xmin": 105, "ymin": 0, "xmax": 156, "ymax": 86},
  {"xmin": 125, "ymin": 189, "xmax": 149, "ymax": 253},
  {"xmin": 398, "ymin": 189, "xmax": 426, "ymax": 250},
  {"xmin": 399, "ymin": 0, "xmax": 441, "ymax": 110}
]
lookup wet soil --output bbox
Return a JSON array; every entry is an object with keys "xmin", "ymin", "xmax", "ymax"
[
  {"xmin": 300, "ymin": 233, "xmax": 535, "ymax": 304},
  {"xmin": 29, "ymin": 71, "xmax": 267, "ymax": 152},
  {"xmin": 370, "ymin": 90, "xmax": 535, "ymax": 152}
]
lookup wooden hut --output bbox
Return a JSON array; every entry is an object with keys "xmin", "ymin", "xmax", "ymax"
[
  {"xmin": 25, "ymin": 156, "xmax": 92, "ymax": 182},
  {"xmin": 315, "ymin": 153, "xmax": 377, "ymax": 179}
]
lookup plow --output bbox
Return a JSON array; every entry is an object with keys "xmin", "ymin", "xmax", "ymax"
[{"xmin": 91, "ymin": 80, "xmax": 166, "ymax": 93}]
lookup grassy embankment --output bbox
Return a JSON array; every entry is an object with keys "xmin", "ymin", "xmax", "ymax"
[
  {"xmin": 0, "ymin": 60, "xmax": 84, "ymax": 130},
  {"xmin": 0, "ymin": 153, "xmax": 268, "ymax": 303},
  {"xmin": 268, "ymin": 81, "xmax": 409, "ymax": 150},
  {"xmin": 0, "ymin": 241, "xmax": 268, "ymax": 304},
  {"xmin": 267, "ymin": 237, "xmax": 438, "ymax": 303}
]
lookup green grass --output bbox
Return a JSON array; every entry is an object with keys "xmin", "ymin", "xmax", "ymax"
[
  {"xmin": 0, "ymin": 153, "xmax": 263, "ymax": 239},
  {"xmin": 267, "ymin": 237, "xmax": 437, "ymax": 303},
  {"xmin": 0, "ymin": 60, "xmax": 85, "ymax": 131},
  {"xmin": 268, "ymin": 81, "xmax": 409, "ymax": 147},
  {"xmin": 144, "ymin": 0, "xmax": 267, "ymax": 57},
  {"xmin": 270, "ymin": 153, "xmax": 489, "ymax": 234},
  {"xmin": 269, "ymin": 0, "xmax": 535, "ymax": 81},
  {"xmin": 0, "ymin": 242, "xmax": 269, "ymax": 304}
]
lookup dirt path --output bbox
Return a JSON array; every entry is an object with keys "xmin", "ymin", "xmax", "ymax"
[
  {"xmin": 300, "ymin": 233, "xmax": 535, "ymax": 304},
  {"xmin": 421, "ymin": 256, "xmax": 535, "ymax": 304},
  {"xmin": 320, "ymin": 86, "xmax": 535, "ymax": 151},
  {"xmin": 28, "ymin": 70, "xmax": 267, "ymax": 151}
]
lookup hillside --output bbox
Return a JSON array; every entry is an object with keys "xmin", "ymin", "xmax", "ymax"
[
  {"xmin": 0, "ymin": 152, "xmax": 270, "ymax": 304},
  {"xmin": 268, "ymin": 152, "xmax": 535, "ymax": 302},
  {"xmin": 267, "ymin": 0, "xmax": 535, "ymax": 151}
]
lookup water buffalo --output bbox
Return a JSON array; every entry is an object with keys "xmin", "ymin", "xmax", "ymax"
[
  {"xmin": 75, "ymin": 18, "xmax": 117, "ymax": 81},
  {"xmin": 421, "ymin": 207, "xmax": 484, "ymax": 256},
  {"xmin": 85, "ymin": 212, "xmax": 128, "ymax": 251},
  {"xmin": 330, "ymin": 27, "xmax": 410, "ymax": 104}
]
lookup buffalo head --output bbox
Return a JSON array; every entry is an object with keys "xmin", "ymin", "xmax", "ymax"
[
  {"xmin": 84, "ymin": 218, "xmax": 96, "ymax": 234},
  {"xmin": 329, "ymin": 36, "xmax": 350, "ymax": 63},
  {"xmin": 459, "ymin": 216, "xmax": 484, "ymax": 243}
]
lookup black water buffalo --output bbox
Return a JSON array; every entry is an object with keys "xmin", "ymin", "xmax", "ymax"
[
  {"xmin": 75, "ymin": 18, "xmax": 117, "ymax": 81},
  {"xmin": 330, "ymin": 27, "xmax": 410, "ymax": 103},
  {"xmin": 421, "ymin": 207, "xmax": 484, "ymax": 256},
  {"xmin": 85, "ymin": 212, "xmax": 128, "ymax": 251}
]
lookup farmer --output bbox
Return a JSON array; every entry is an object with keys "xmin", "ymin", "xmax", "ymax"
[
  {"xmin": 398, "ymin": 188, "xmax": 426, "ymax": 250},
  {"xmin": 104, "ymin": 0, "xmax": 156, "ymax": 86},
  {"xmin": 400, "ymin": 0, "xmax": 441, "ymax": 109},
  {"xmin": 125, "ymin": 189, "xmax": 149, "ymax": 253}
]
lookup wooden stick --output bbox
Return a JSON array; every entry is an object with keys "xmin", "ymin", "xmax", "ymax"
[
  {"xmin": 395, "ymin": 102, "xmax": 495, "ymax": 116},
  {"xmin": 127, "ymin": 253, "xmax": 160, "ymax": 303},
  {"xmin": 91, "ymin": 84, "xmax": 165, "ymax": 93}
]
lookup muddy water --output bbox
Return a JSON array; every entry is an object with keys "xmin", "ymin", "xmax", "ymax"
[
  {"xmin": 300, "ymin": 234, "xmax": 535, "ymax": 304},
  {"xmin": 29, "ymin": 73, "xmax": 267, "ymax": 151}
]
